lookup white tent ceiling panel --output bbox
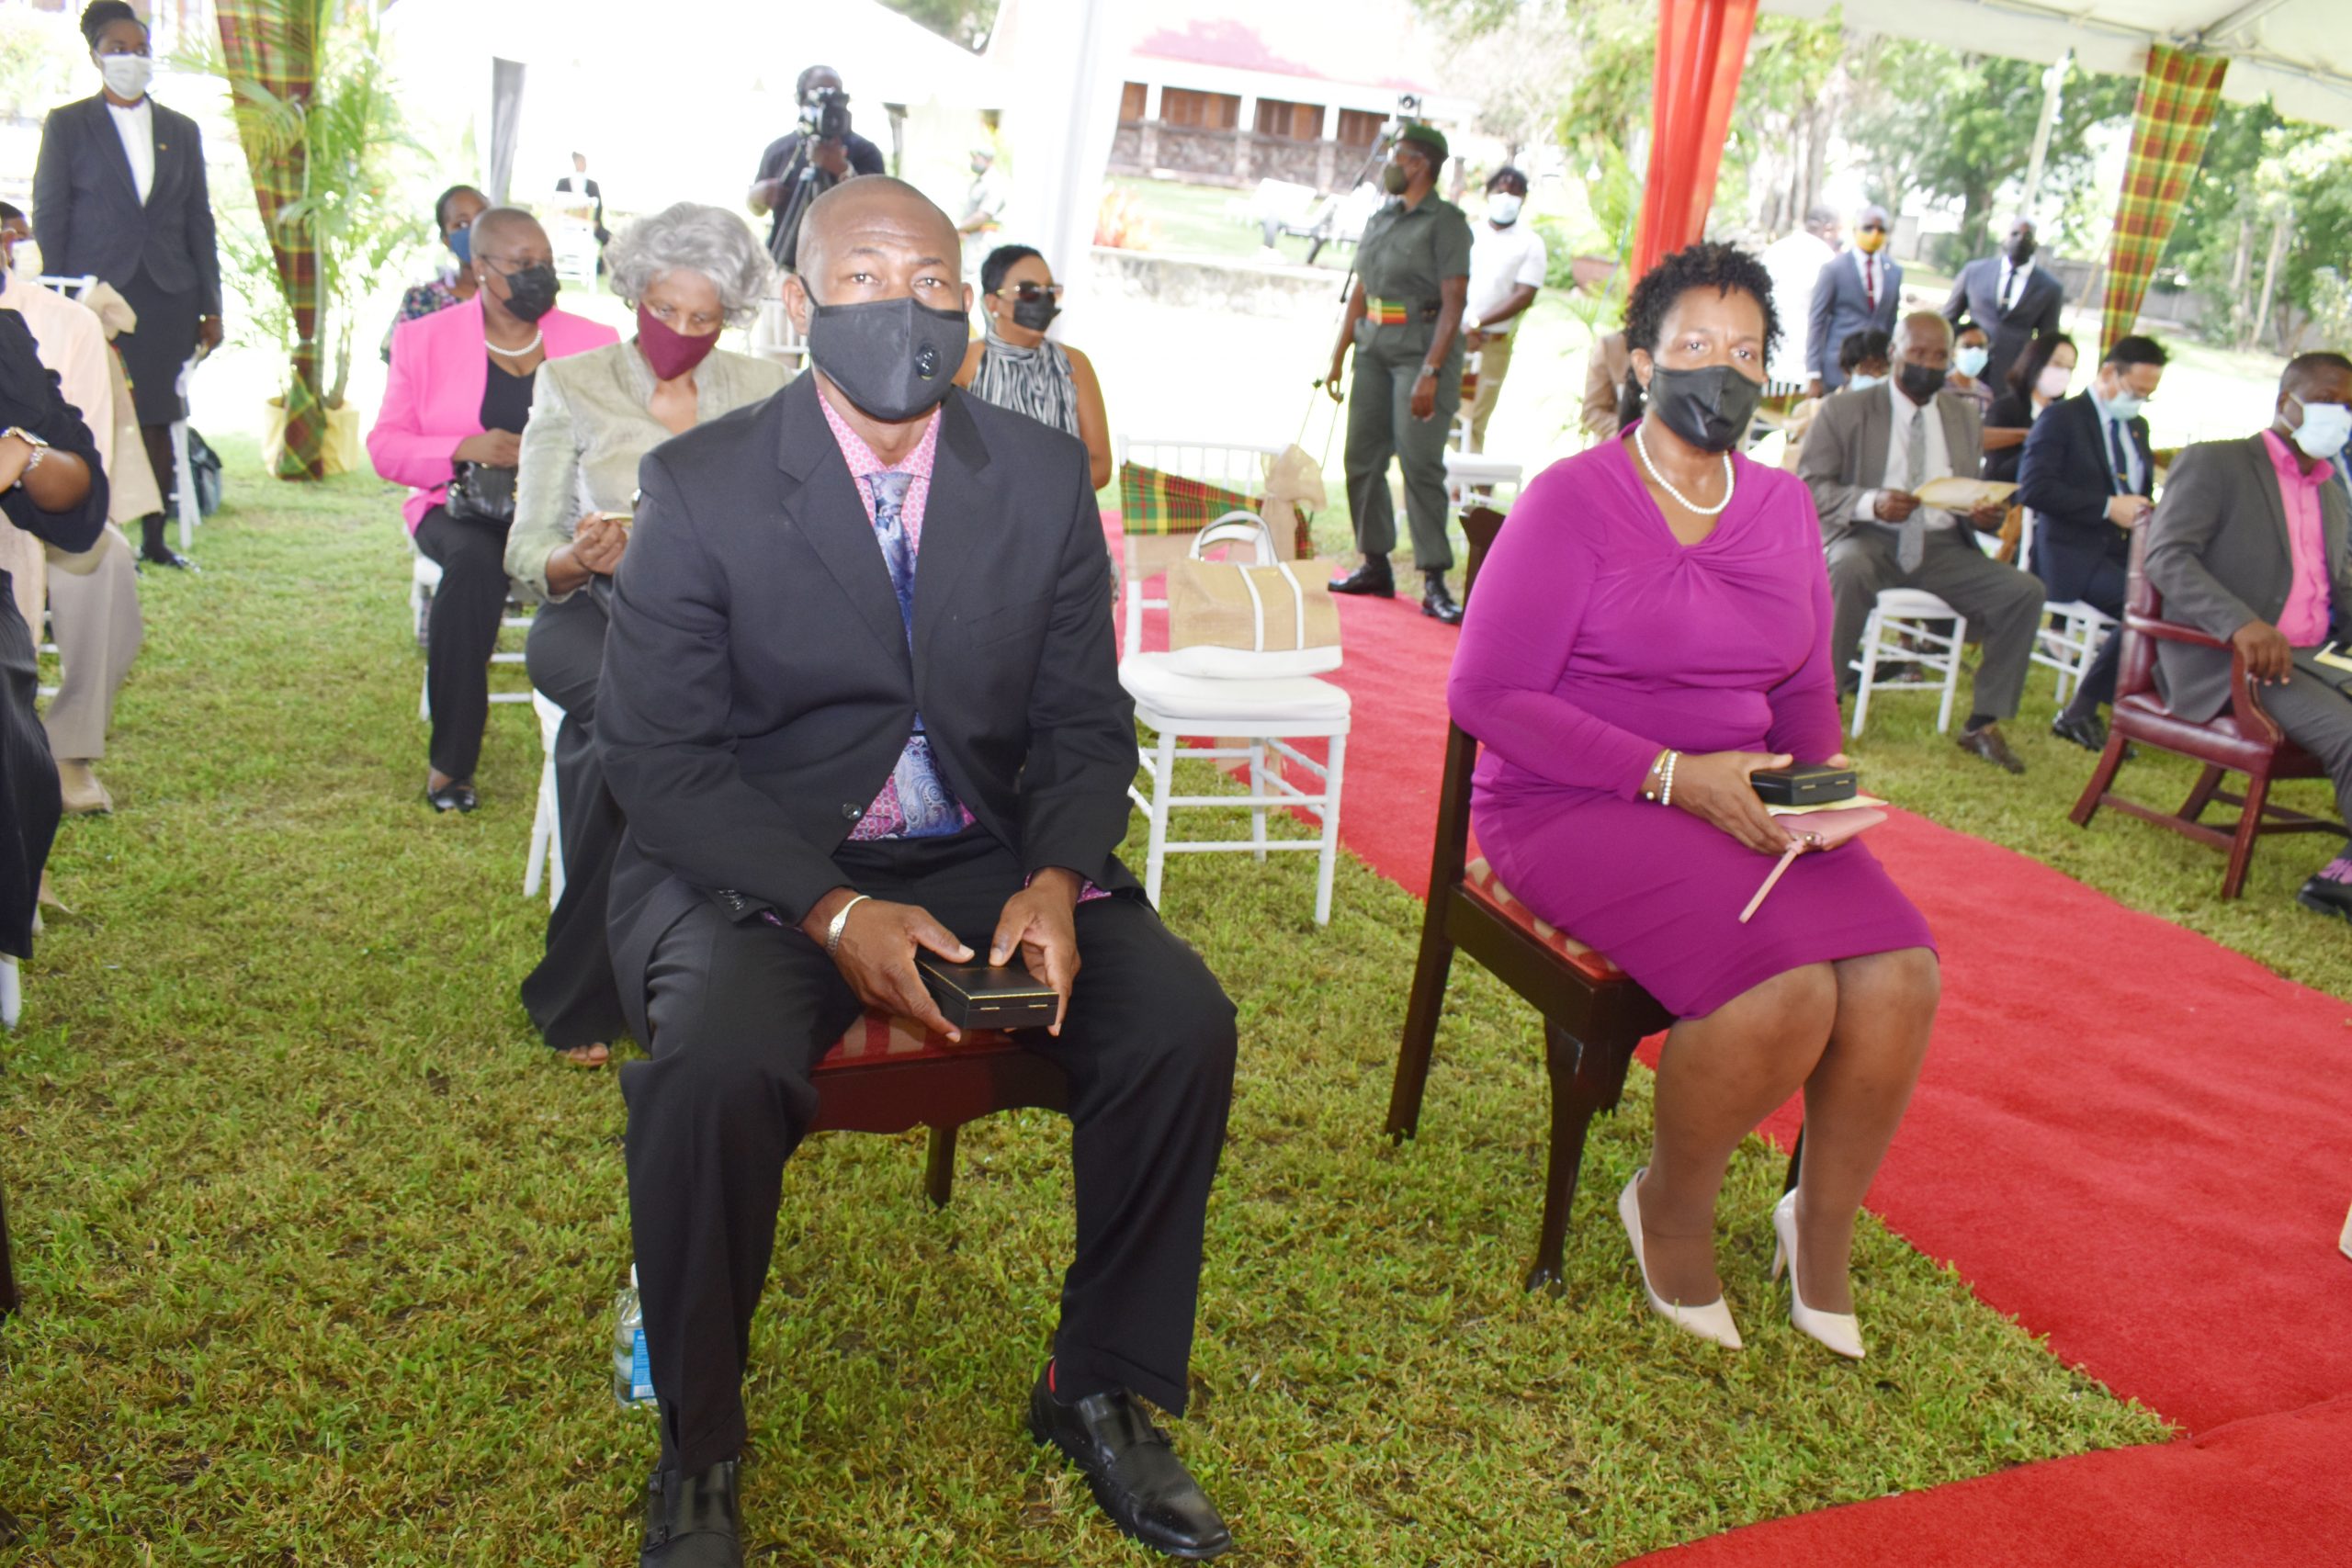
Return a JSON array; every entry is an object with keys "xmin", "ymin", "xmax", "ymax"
[{"xmin": 1761, "ymin": 0, "xmax": 2352, "ymax": 129}]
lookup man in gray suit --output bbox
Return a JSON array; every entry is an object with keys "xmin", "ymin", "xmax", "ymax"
[
  {"xmin": 1943, "ymin": 216, "xmax": 2066, "ymax": 393},
  {"xmin": 1806, "ymin": 204, "xmax": 1900, "ymax": 396},
  {"xmin": 2143, "ymin": 352, "xmax": 2352, "ymax": 919},
  {"xmin": 1800, "ymin": 311, "xmax": 2047, "ymax": 773}
]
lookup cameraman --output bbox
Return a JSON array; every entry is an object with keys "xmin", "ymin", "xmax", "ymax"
[{"xmin": 747, "ymin": 64, "xmax": 885, "ymax": 268}]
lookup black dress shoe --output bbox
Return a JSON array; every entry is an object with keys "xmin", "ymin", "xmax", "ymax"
[
  {"xmin": 1955, "ymin": 722, "xmax": 2026, "ymax": 774},
  {"xmin": 1421, "ymin": 570, "xmax": 1464, "ymax": 626},
  {"xmin": 1327, "ymin": 558, "xmax": 1395, "ymax": 597},
  {"xmin": 138, "ymin": 546, "xmax": 195, "ymax": 571},
  {"xmin": 424, "ymin": 780, "xmax": 478, "ymax": 813},
  {"xmin": 2050, "ymin": 710, "xmax": 2109, "ymax": 752},
  {"xmin": 639, "ymin": 1461, "xmax": 742, "ymax": 1567},
  {"xmin": 2297, "ymin": 872, "xmax": 2352, "ymax": 921},
  {"xmin": 1028, "ymin": 1371, "xmax": 1232, "ymax": 1560}
]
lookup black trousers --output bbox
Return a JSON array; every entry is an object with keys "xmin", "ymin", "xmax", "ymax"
[
  {"xmin": 519, "ymin": 591, "xmax": 627, "ymax": 1051},
  {"xmin": 621, "ymin": 830, "xmax": 1238, "ymax": 1474},
  {"xmin": 137, "ymin": 423, "xmax": 176, "ymax": 556},
  {"xmin": 2047, "ymin": 553, "xmax": 2127, "ymax": 718},
  {"xmin": 411, "ymin": 504, "xmax": 514, "ymax": 781}
]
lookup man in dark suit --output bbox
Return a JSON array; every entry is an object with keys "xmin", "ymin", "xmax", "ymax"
[
  {"xmin": 1805, "ymin": 203, "xmax": 1901, "ymax": 396},
  {"xmin": 747, "ymin": 63, "xmax": 888, "ymax": 270},
  {"xmin": 1799, "ymin": 310, "xmax": 2045, "ymax": 773},
  {"xmin": 2144, "ymin": 354, "xmax": 2352, "ymax": 919},
  {"xmin": 598, "ymin": 177, "xmax": 1238, "ymax": 1566},
  {"xmin": 1943, "ymin": 216, "xmax": 2065, "ymax": 393},
  {"xmin": 2017, "ymin": 334, "xmax": 2167, "ymax": 750},
  {"xmin": 31, "ymin": 0, "xmax": 220, "ymax": 570}
]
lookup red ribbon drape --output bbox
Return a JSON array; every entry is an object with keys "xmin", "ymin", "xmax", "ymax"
[{"xmin": 1634, "ymin": 0, "xmax": 1761, "ymax": 279}]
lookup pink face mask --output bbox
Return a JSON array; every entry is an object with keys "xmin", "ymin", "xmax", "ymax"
[{"xmin": 637, "ymin": 304, "xmax": 720, "ymax": 381}]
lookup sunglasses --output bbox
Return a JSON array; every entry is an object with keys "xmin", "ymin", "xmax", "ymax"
[
  {"xmin": 1860, "ymin": 222, "xmax": 1888, "ymax": 233},
  {"xmin": 999, "ymin": 282, "xmax": 1063, "ymax": 303}
]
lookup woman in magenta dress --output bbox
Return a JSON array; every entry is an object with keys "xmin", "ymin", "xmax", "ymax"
[{"xmin": 1449, "ymin": 243, "xmax": 1939, "ymax": 1360}]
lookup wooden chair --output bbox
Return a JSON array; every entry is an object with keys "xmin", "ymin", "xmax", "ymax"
[
  {"xmin": 2070, "ymin": 526, "xmax": 2342, "ymax": 897},
  {"xmin": 808, "ymin": 1012, "xmax": 1066, "ymax": 1207},
  {"xmin": 1389, "ymin": 504, "xmax": 1798, "ymax": 1292}
]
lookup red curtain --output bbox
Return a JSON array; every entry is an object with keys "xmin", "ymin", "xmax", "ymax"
[{"xmin": 1634, "ymin": 0, "xmax": 1760, "ymax": 278}]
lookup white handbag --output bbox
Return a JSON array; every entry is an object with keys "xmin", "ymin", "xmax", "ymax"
[{"xmin": 1164, "ymin": 513, "xmax": 1342, "ymax": 678}]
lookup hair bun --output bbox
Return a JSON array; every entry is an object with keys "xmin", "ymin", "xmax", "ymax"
[{"xmin": 80, "ymin": 1, "xmax": 141, "ymax": 49}]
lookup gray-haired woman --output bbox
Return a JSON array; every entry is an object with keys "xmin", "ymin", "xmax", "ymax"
[{"xmin": 507, "ymin": 200, "xmax": 789, "ymax": 1066}]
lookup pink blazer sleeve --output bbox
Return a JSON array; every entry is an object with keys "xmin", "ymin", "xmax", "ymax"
[{"xmin": 368, "ymin": 310, "xmax": 462, "ymax": 493}]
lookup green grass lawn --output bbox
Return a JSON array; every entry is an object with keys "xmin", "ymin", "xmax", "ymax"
[{"xmin": 0, "ymin": 437, "xmax": 2206, "ymax": 1562}]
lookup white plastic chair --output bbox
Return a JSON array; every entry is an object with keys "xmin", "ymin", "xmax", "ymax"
[
  {"xmin": 0, "ymin": 953, "xmax": 17, "ymax": 1030},
  {"xmin": 525, "ymin": 690, "xmax": 566, "ymax": 906},
  {"xmin": 410, "ymin": 552, "xmax": 533, "ymax": 720},
  {"xmin": 1850, "ymin": 588, "xmax": 1969, "ymax": 737},
  {"xmin": 2016, "ymin": 510, "xmax": 2116, "ymax": 706},
  {"xmin": 1442, "ymin": 451, "xmax": 1523, "ymax": 510},
  {"xmin": 1120, "ymin": 514, "xmax": 1350, "ymax": 925},
  {"xmin": 1114, "ymin": 436, "xmax": 1286, "ymax": 661}
]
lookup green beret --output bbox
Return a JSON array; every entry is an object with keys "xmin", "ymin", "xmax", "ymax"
[{"xmin": 1396, "ymin": 121, "xmax": 1448, "ymax": 163}]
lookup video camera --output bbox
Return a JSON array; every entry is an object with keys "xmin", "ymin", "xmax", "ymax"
[{"xmin": 799, "ymin": 85, "xmax": 852, "ymax": 144}]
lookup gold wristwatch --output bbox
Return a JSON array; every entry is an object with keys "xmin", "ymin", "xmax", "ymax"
[{"xmin": 2, "ymin": 425, "xmax": 51, "ymax": 486}]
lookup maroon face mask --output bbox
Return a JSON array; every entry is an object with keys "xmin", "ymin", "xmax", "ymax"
[{"xmin": 637, "ymin": 304, "xmax": 720, "ymax": 381}]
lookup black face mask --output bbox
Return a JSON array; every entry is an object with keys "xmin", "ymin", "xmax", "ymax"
[
  {"xmin": 1009, "ymin": 293, "xmax": 1059, "ymax": 333},
  {"xmin": 806, "ymin": 293, "xmax": 969, "ymax": 423},
  {"xmin": 498, "ymin": 262, "xmax": 560, "ymax": 323},
  {"xmin": 1897, "ymin": 362, "xmax": 1948, "ymax": 403},
  {"xmin": 2004, "ymin": 232, "xmax": 2037, "ymax": 265},
  {"xmin": 1643, "ymin": 364, "xmax": 1763, "ymax": 454}
]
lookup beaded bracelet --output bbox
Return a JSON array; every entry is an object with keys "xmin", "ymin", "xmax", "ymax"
[{"xmin": 1660, "ymin": 750, "xmax": 1680, "ymax": 808}]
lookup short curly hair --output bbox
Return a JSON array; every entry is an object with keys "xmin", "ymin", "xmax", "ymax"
[
  {"xmin": 1621, "ymin": 241, "xmax": 1781, "ymax": 362},
  {"xmin": 605, "ymin": 202, "xmax": 775, "ymax": 327}
]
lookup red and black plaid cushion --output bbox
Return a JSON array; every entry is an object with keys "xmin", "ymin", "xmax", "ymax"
[
  {"xmin": 813, "ymin": 1011, "xmax": 1016, "ymax": 1075},
  {"xmin": 1462, "ymin": 858, "xmax": 1626, "ymax": 985}
]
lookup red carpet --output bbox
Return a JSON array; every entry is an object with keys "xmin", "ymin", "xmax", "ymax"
[
  {"xmin": 1110, "ymin": 520, "xmax": 2352, "ymax": 1558},
  {"xmin": 1623, "ymin": 1396, "xmax": 2352, "ymax": 1568}
]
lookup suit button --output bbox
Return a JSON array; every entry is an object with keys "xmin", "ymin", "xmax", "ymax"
[{"xmin": 842, "ymin": 803, "xmax": 862, "ymax": 820}]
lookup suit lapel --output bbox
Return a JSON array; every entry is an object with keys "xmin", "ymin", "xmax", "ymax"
[
  {"xmin": 1937, "ymin": 395, "xmax": 1974, "ymax": 479},
  {"xmin": 88, "ymin": 96, "xmax": 141, "ymax": 209},
  {"xmin": 773, "ymin": 378, "xmax": 914, "ymax": 679},
  {"xmin": 2242, "ymin": 435, "xmax": 2291, "ymax": 564},
  {"xmin": 910, "ymin": 391, "xmax": 997, "ymax": 665},
  {"xmin": 1857, "ymin": 385, "xmax": 1892, "ymax": 487}
]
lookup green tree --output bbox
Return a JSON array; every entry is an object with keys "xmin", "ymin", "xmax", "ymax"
[
  {"xmin": 877, "ymin": 0, "xmax": 999, "ymax": 51},
  {"xmin": 1845, "ymin": 46, "xmax": 2134, "ymax": 265}
]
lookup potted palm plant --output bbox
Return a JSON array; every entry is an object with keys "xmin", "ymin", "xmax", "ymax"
[{"xmin": 193, "ymin": 1, "xmax": 420, "ymax": 478}]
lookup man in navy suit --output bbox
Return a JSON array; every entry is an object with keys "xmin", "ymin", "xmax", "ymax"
[
  {"xmin": 2017, "ymin": 335, "xmax": 2167, "ymax": 751},
  {"xmin": 1806, "ymin": 204, "xmax": 1900, "ymax": 397},
  {"xmin": 1944, "ymin": 216, "xmax": 2065, "ymax": 393}
]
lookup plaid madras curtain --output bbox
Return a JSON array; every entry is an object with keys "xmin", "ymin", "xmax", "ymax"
[
  {"xmin": 2102, "ymin": 45, "xmax": 2228, "ymax": 356},
  {"xmin": 1117, "ymin": 464, "xmax": 1259, "ymax": 536},
  {"xmin": 217, "ymin": 0, "xmax": 324, "ymax": 479}
]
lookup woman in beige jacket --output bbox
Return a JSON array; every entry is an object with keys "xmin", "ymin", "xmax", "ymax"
[{"xmin": 506, "ymin": 202, "xmax": 788, "ymax": 1066}]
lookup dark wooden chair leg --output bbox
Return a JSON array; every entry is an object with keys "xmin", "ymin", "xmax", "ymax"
[
  {"xmin": 922, "ymin": 1124, "xmax": 959, "ymax": 1209},
  {"xmin": 1526, "ymin": 1023, "xmax": 1633, "ymax": 1292},
  {"xmin": 0, "ymin": 1172, "xmax": 17, "ymax": 1320},
  {"xmin": 2221, "ymin": 772, "xmax": 2272, "ymax": 900},
  {"xmin": 1781, "ymin": 1126, "xmax": 1804, "ymax": 1194},
  {"xmin": 2069, "ymin": 726, "xmax": 2133, "ymax": 827},
  {"xmin": 1387, "ymin": 919, "xmax": 1456, "ymax": 1141},
  {"xmin": 2178, "ymin": 763, "xmax": 2226, "ymax": 825}
]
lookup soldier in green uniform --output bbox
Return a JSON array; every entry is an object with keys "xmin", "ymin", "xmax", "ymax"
[{"xmin": 1321, "ymin": 121, "xmax": 1474, "ymax": 624}]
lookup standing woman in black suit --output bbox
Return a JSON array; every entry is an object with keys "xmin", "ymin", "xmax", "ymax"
[
  {"xmin": 0, "ymin": 310, "xmax": 107, "ymax": 968},
  {"xmin": 32, "ymin": 1, "xmax": 223, "ymax": 570}
]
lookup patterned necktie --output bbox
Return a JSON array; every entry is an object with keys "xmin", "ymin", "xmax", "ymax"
[
  {"xmin": 1999, "ymin": 263, "xmax": 2019, "ymax": 312},
  {"xmin": 1863, "ymin": 254, "xmax": 1876, "ymax": 312},
  {"xmin": 1898, "ymin": 402, "xmax": 1929, "ymax": 573},
  {"xmin": 863, "ymin": 470, "xmax": 959, "ymax": 836},
  {"xmin": 2107, "ymin": 416, "xmax": 2135, "ymax": 495}
]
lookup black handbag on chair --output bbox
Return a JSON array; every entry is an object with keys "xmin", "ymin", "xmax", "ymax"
[{"xmin": 446, "ymin": 460, "xmax": 517, "ymax": 525}]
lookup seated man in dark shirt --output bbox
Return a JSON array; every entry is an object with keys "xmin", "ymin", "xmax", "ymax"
[
  {"xmin": 747, "ymin": 63, "xmax": 887, "ymax": 269},
  {"xmin": 602, "ymin": 176, "xmax": 1239, "ymax": 1566}
]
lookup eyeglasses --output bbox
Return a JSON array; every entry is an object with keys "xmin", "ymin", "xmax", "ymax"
[
  {"xmin": 998, "ymin": 282, "xmax": 1063, "ymax": 303},
  {"xmin": 1860, "ymin": 222, "xmax": 1887, "ymax": 233}
]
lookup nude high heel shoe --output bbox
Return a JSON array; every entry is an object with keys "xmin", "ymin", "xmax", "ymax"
[
  {"xmin": 1618, "ymin": 1168, "xmax": 1743, "ymax": 1350},
  {"xmin": 1770, "ymin": 1190, "xmax": 1865, "ymax": 1359}
]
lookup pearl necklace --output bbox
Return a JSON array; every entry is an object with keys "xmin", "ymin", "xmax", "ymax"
[
  {"xmin": 1634, "ymin": 421, "xmax": 1735, "ymax": 516},
  {"xmin": 487, "ymin": 331, "xmax": 544, "ymax": 358}
]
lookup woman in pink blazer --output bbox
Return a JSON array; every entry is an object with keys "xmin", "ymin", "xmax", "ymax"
[{"xmin": 368, "ymin": 208, "xmax": 616, "ymax": 812}]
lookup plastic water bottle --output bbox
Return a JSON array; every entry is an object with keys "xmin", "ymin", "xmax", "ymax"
[{"xmin": 613, "ymin": 1266, "xmax": 657, "ymax": 1409}]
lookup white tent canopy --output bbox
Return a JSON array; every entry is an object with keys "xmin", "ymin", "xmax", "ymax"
[{"xmin": 1764, "ymin": 0, "xmax": 2352, "ymax": 129}]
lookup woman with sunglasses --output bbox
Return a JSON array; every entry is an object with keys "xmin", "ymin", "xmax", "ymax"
[{"xmin": 956, "ymin": 244, "xmax": 1111, "ymax": 489}]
